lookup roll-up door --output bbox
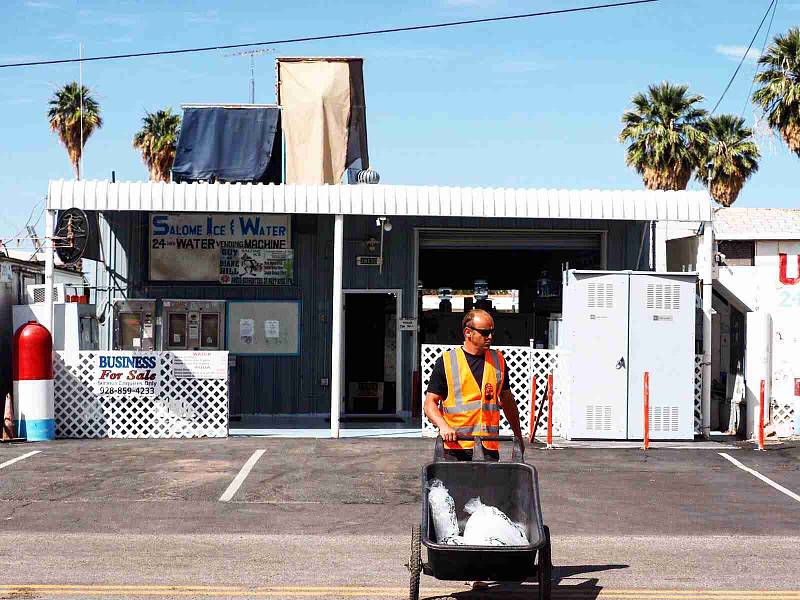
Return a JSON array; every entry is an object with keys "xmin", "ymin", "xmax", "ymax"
[{"xmin": 418, "ymin": 229, "xmax": 603, "ymax": 252}]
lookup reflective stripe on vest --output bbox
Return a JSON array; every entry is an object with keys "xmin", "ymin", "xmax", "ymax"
[{"xmin": 442, "ymin": 347, "xmax": 506, "ymax": 450}]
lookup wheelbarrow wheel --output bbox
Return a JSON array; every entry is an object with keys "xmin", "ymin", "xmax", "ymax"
[
  {"xmin": 409, "ymin": 524, "xmax": 422, "ymax": 600},
  {"xmin": 537, "ymin": 526, "xmax": 552, "ymax": 600}
]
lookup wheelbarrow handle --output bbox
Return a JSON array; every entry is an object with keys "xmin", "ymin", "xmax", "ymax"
[{"xmin": 433, "ymin": 435, "xmax": 525, "ymax": 463}]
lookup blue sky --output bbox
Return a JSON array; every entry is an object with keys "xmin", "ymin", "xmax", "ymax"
[{"xmin": 1, "ymin": 0, "xmax": 798, "ymax": 241}]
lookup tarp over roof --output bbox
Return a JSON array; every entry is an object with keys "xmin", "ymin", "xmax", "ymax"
[
  {"xmin": 47, "ymin": 181, "xmax": 712, "ymax": 222},
  {"xmin": 172, "ymin": 106, "xmax": 281, "ymax": 184}
]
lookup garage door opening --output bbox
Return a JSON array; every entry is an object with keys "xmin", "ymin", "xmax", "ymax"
[{"xmin": 417, "ymin": 229, "xmax": 605, "ymax": 348}]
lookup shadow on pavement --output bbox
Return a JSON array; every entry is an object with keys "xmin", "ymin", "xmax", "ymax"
[
  {"xmin": 424, "ymin": 580, "xmax": 600, "ymax": 599},
  {"xmin": 422, "ymin": 564, "xmax": 628, "ymax": 599}
]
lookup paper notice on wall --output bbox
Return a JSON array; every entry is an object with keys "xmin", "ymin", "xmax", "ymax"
[
  {"xmin": 264, "ymin": 320, "xmax": 280, "ymax": 339},
  {"xmin": 173, "ymin": 351, "xmax": 228, "ymax": 379},
  {"xmin": 239, "ymin": 319, "xmax": 254, "ymax": 344}
]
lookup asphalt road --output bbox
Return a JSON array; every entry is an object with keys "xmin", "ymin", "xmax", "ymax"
[{"xmin": 1, "ymin": 438, "xmax": 799, "ymax": 599}]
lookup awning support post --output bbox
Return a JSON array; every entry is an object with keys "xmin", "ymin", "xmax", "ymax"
[
  {"xmin": 44, "ymin": 209, "xmax": 56, "ymax": 335},
  {"xmin": 330, "ymin": 214, "xmax": 344, "ymax": 438},
  {"xmin": 701, "ymin": 220, "xmax": 713, "ymax": 438}
]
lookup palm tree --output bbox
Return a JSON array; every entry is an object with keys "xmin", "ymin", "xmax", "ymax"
[
  {"xmin": 695, "ymin": 114, "xmax": 760, "ymax": 207},
  {"xmin": 752, "ymin": 27, "xmax": 800, "ymax": 157},
  {"xmin": 619, "ymin": 82, "xmax": 707, "ymax": 190},
  {"xmin": 47, "ymin": 82, "xmax": 102, "ymax": 180},
  {"xmin": 132, "ymin": 109, "xmax": 181, "ymax": 182}
]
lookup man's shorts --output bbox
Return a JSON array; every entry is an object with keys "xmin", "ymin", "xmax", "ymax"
[{"xmin": 442, "ymin": 447, "xmax": 500, "ymax": 462}]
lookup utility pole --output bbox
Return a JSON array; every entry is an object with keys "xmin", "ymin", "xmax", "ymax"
[{"xmin": 225, "ymin": 48, "xmax": 272, "ymax": 104}]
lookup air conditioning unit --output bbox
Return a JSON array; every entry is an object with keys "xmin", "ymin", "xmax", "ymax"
[{"xmin": 26, "ymin": 283, "xmax": 67, "ymax": 304}]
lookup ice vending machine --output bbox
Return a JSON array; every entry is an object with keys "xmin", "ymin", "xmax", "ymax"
[
  {"xmin": 161, "ymin": 300, "xmax": 225, "ymax": 351},
  {"xmin": 112, "ymin": 299, "xmax": 156, "ymax": 351}
]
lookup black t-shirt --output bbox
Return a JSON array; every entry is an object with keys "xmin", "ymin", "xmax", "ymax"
[{"xmin": 426, "ymin": 348, "xmax": 511, "ymax": 399}]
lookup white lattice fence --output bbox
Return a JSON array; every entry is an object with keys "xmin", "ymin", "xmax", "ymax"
[
  {"xmin": 421, "ymin": 344, "xmax": 560, "ymax": 438},
  {"xmin": 772, "ymin": 397, "xmax": 797, "ymax": 438},
  {"xmin": 54, "ymin": 352, "xmax": 228, "ymax": 439},
  {"xmin": 530, "ymin": 350, "xmax": 562, "ymax": 438}
]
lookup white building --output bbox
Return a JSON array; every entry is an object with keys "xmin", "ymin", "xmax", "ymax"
[{"xmin": 662, "ymin": 208, "xmax": 800, "ymax": 438}]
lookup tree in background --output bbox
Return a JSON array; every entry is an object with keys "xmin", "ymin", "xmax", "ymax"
[
  {"xmin": 752, "ymin": 27, "xmax": 800, "ymax": 157},
  {"xmin": 695, "ymin": 115, "xmax": 760, "ymax": 207},
  {"xmin": 47, "ymin": 82, "xmax": 102, "ymax": 180},
  {"xmin": 133, "ymin": 108, "xmax": 181, "ymax": 182},
  {"xmin": 619, "ymin": 82, "xmax": 707, "ymax": 190}
]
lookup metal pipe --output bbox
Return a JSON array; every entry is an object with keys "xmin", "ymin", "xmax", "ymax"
[
  {"xmin": 546, "ymin": 373, "xmax": 553, "ymax": 448},
  {"xmin": 757, "ymin": 379, "xmax": 766, "ymax": 451},
  {"xmin": 330, "ymin": 214, "xmax": 344, "ymax": 438},
  {"xmin": 643, "ymin": 371, "xmax": 650, "ymax": 450}
]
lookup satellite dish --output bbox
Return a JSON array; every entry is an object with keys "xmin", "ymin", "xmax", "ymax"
[{"xmin": 54, "ymin": 208, "xmax": 90, "ymax": 265}]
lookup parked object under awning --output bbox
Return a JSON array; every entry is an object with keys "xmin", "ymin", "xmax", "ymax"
[{"xmin": 172, "ymin": 105, "xmax": 282, "ymax": 184}]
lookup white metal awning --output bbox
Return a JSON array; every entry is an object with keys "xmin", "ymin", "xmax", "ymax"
[{"xmin": 47, "ymin": 180, "xmax": 712, "ymax": 222}]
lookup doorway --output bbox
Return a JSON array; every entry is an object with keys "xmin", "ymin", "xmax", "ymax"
[{"xmin": 343, "ymin": 290, "xmax": 402, "ymax": 417}]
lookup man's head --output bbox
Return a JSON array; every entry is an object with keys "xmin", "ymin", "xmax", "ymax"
[{"xmin": 462, "ymin": 309, "xmax": 495, "ymax": 352}]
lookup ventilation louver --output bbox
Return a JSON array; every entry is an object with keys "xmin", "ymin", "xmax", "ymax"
[
  {"xmin": 646, "ymin": 284, "xmax": 680, "ymax": 310},
  {"xmin": 587, "ymin": 282, "xmax": 614, "ymax": 309},
  {"xmin": 585, "ymin": 405, "xmax": 613, "ymax": 431}
]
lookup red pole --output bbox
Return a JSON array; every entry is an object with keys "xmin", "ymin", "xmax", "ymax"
[
  {"xmin": 547, "ymin": 373, "xmax": 553, "ymax": 447},
  {"xmin": 758, "ymin": 379, "xmax": 766, "ymax": 451},
  {"xmin": 643, "ymin": 372, "xmax": 650, "ymax": 451},
  {"xmin": 528, "ymin": 376, "xmax": 537, "ymax": 443}
]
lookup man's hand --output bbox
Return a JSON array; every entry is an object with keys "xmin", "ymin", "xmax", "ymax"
[{"xmin": 439, "ymin": 423, "xmax": 458, "ymax": 442}]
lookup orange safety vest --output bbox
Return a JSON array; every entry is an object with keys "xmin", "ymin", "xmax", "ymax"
[{"xmin": 441, "ymin": 347, "xmax": 505, "ymax": 451}]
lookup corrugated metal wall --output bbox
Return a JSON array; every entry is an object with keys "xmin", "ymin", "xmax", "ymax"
[{"xmin": 95, "ymin": 211, "xmax": 648, "ymax": 415}]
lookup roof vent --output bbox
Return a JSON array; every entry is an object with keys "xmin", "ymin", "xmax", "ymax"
[{"xmin": 357, "ymin": 168, "xmax": 380, "ymax": 184}]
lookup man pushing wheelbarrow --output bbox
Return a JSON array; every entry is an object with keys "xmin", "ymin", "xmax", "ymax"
[
  {"xmin": 423, "ymin": 309, "xmax": 525, "ymax": 461},
  {"xmin": 411, "ymin": 309, "xmax": 552, "ymax": 598}
]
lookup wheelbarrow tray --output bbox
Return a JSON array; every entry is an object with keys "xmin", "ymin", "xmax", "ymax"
[{"xmin": 420, "ymin": 460, "xmax": 546, "ymax": 582}]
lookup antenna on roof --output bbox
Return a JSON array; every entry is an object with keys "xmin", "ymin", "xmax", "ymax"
[
  {"xmin": 26, "ymin": 225, "xmax": 42, "ymax": 254},
  {"xmin": 225, "ymin": 48, "xmax": 274, "ymax": 104}
]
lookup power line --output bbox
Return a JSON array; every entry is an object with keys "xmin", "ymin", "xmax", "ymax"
[
  {"xmin": 741, "ymin": 0, "xmax": 779, "ymax": 119},
  {"xmin": 711, "ymin": 0, "xmax": 777, "ymax": 115},
  {"xmin": 0, "ymin": 0, "xmax": 657, "ymax": 70}
]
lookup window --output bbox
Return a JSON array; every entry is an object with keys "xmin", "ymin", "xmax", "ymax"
[{"xmin": 718, "ymin": 241, "xmax": 754, "ymax": 266}]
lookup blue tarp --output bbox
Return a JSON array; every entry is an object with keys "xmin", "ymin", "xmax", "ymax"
[{"xmin": 172, "ymin": 107, "xmax": 282, "ymax": 183}]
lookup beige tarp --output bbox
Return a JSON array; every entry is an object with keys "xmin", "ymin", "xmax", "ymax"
[{"xmin": 278, "ymin": 58, "xmax": 368, "ymax": 184}]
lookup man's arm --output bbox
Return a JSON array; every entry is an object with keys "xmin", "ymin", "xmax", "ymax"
[
  {"xmin": 423, "ymin": 392, "xmax": 457, "ymax": 442},
  {"xmin": 499, "ymin": 388, "xmax": 524, "ymax": 447}
]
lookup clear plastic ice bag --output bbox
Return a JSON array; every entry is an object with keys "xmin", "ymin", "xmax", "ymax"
[
  {"xmin": 427, "ymin": 479, "xmax": 460, "ymax": 543},
  {"xmin": 462, "ymin": 496, "xmax": 529, "ymax": 546}
]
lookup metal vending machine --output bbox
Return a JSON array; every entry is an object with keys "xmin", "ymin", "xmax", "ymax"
[
  {"xmin": 161, "ymin": 300, "xmax": 225, "ymax": 351},
  {"xmin": 561, "ymin": 270, "xmax": 696, "ymax": 440},
  {"xmin": 112, "ymin": 300, "xmax": 156, "ymax": 351}
]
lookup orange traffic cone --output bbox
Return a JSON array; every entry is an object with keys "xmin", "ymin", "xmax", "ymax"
[{"xmin": 2, "ymin": 393, "xmax": 16, "ymax": 442}]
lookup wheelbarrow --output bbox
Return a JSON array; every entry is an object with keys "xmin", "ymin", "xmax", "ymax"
[{"xmin": 407, "ymin": 435, "xmax": 552, "ymax": 599}]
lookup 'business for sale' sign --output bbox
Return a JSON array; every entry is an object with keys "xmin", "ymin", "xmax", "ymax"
[
  {"xmin": 149, "ymin": 213, "xmax": 293, "ymax": 284},
  {"xmin": 93, "ymin": 353, "xmax": 161, "ymax": 398}
]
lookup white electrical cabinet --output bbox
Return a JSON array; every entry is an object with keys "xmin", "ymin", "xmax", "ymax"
[{"xmin": 561, "ymin": 270, "xmax": 696, "ymax": 440}]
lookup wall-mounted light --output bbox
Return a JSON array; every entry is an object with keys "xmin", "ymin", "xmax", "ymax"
[
  {"xmin": 375, "ymin": 216, "xmax": 392, "ymax": 231},
  {"xmin": 366, "ymin": 236, "xmax": 379, "ymax": 252},
  {"xmin": 375, "ymin": 217, "xmax": 393, "ymax": 274}
]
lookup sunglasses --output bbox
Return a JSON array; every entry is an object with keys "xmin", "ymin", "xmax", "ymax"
[{"xmin": 468, "ymin": 327, "xmax": 495, "ymax": 337}]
